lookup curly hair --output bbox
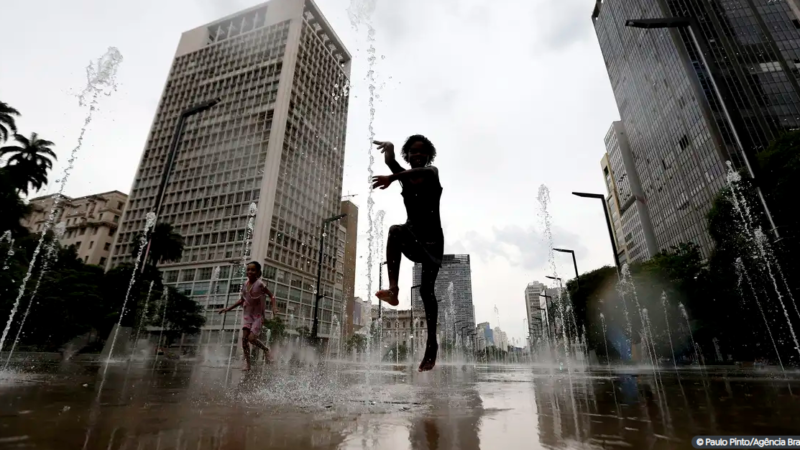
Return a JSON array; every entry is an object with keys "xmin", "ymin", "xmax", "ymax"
[{"xmin": 401, "ymin": 134, "xmax": 437, "ymax": 166}]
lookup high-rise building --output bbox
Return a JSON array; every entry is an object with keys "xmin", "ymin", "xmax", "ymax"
[
  {"xmin": 601, "ymin": 121, "xmax": 658, "ymax": 263},
  {"xmin": 411, "ymin": 255, "xmax": 475, "ymax": 344},
  {"xmin": 600, "ymin": 153, "xmax": 628, "ymax": 265},
  {"xmin": 476, "ymin": 322, "xmax": 493, "ymax": 351},
  {"xmin": 340, "ymin": 200, "xmax": 358, "ymax": 336},
  {"xmin": 592, "ymin": 0, "xmax": 800, "ymax": 256},
  {"xmin": 108, "ymin": 0, "xmax": 351, "ymax": 347},
  {"xmin": 493, "ymin": 327, "xmax": 508, "ymax": 352},
  {"xmin": 23, "ymin": 191, "xmax": 128, "ymax": 266},
  {"xmin": 524, "ymin": 281, "xmax": 546, "ymax": 340}
]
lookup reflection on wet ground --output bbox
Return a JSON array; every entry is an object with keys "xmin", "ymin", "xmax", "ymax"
[{"xmin": 1, "ymin": 359, "xmax": 799, "ymax": 449}]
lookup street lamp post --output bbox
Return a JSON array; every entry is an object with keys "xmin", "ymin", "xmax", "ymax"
[
  {"xmin": 572, "ymin": 192, "xmax": 621, "ymax": 273},
  {"xmin": 625, "ymin": 17, "xmax": 779, "ymax": 238},
  {"xmin": 410, "ymin": 284, "xmax": 421, "ymax": 358},
  {"xmin": 553, "ymin": 248, "xmax": 579, "ymax": 289},
  {"xmin": 378, "ymin": 261, "xmax": 387, "ymax": 320},
  {"xmin": 141, "ymin": 98, "xmax": 220, "ymax": 272},
  {"xmin": 311, "ymin": 213, "xmax": 347, "ymax": 341}
]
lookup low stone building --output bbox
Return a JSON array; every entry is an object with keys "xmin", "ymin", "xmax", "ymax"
[{"xmin": 22, "ymin": 191, "xmax": 128, "ymax": 267}]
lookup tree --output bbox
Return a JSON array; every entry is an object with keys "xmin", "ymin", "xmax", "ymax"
[
  {"xmin": 296, "ymin": 325, "xmax": 311, "ymax": 341},
  {"xmin": 130, "ymin": 222, "xmax": 184, "ymax": 266},
  {"xmin": 156, "ymin": 286, "xmax": 205, "ymax": 347},
  {"xmin": 345, "ymin": 334, "xmax": 367, "ymax": 354},
  {"xmin": 0, "ymin": 169, "xmax": 31, "ymax": 236},
  {"xmin": 0, "ymin": 101, "xmax": 19, "ymax": 143},
  {"xmin": 0, "ymin": 132, "xmax": 57, "ymax": 195},
  {"xmin": 264, "ymin": 317, "xmax": 287, "ymax": 343}
]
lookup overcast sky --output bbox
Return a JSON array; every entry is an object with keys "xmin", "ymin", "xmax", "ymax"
[{"xmin": 0, "ymin": 0, "xmax": 620, "ymax": 344}]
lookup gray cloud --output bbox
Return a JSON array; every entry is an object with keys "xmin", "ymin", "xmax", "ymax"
[
  {"xmin": 531, "ymin": 0, "xmax": 597, "ymax": 52},
  {"xmin": 450, "ymin": 224, "xmax": 587, "ymax": 271}
]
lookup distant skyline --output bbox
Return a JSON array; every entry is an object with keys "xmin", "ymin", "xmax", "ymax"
[{"xmin": 0, "ymin": 0, "xmax": 620, "ymax": 343}]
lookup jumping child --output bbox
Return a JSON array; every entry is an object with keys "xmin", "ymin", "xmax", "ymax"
[
  {"xmin": 219, "ymin": 261, "xmax": 277, "ymax": 371},
  {"xmin": 371, "ymin": 135, "xmax": 444, "ymax": 372}
]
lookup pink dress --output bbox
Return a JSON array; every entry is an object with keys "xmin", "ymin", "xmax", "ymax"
[{"xmin": 241, "ymin": 279, "xmax": 267, "ymax": 336}]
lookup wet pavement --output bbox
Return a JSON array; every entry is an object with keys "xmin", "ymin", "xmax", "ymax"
[{"xmin": 1, "ymin": 358, "xmax": 799, "ymax": 449}]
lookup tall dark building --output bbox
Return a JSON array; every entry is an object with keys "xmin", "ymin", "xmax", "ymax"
[
  {"xmin": 592, "ymin": 0, "xmax": 800, "ymax": 255},
  {"xmin": 412, "ymin": 255, "xmax": 475, "ymax": 345}
]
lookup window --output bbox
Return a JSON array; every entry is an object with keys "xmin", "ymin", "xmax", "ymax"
[
  {"xmin": 99, "ymin": 257, "xmax": 107, "ymax": 266},
  {"xmin": 109, "ymin": 228, "xmax": 116, "ymax": 236},
  {"xmin": 80, "ymin": 228, "xmax": 86, "ymax": 236},
  {"xmin": 117, "ymin": 201, "xmax": 124, "ymax": 209},
  {"xmin": 89, "ymin": 241, "xmax": 94, "ymax": 249},
  {"xmin": 104, "ymin": 242, "xmax": 111, "ymax": 251},
  {"xmin": 113, "ymin": 215, "xmax": 120, "ymax": 223}
]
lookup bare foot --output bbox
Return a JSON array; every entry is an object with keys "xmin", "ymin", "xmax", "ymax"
[
  {"xmin": 375, "ymin": 287, "xmax": 400, "ymax": 306},
  {"xmin": 418, "ymin": 342, "xmax": 438, "ymax": 372}
]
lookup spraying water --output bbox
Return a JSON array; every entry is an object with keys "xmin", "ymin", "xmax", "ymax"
[
  {"xmin": 679, "ymin": 303, "xmax": 703, "ymax": 368},
  {"xmin": 753, "ymin": 228, "xmax": 800, "ymax": 360},
  {"xmin": 600, "ymin": 313, "xmax": 611, "ymax": 368},
  {"xmin": 103, "ymin": 212, "xmax": 156, "ymax": 369},
  {"xmin": 130, "ymin": 281, "xmax": 155, "ymax": 360},
  {"xmin": 4, "ymin": 222, "xmax": 67, "ymax": 368},
  {"xmin": 348, "ymin": 0, "xmax": 380, "ymax": 328},
  {"xmin": 725, "ymin": 164, "xmax": 800, "ymax": 360},
  {"xmin": 225, "ymin": 203, "xmax": 258, "ymax": 371},
  {"xmin": 661, "ymin": 292, "xmax": 677, "ymax": 370},
  {"xmin": 1, "ymin": 231, "xmax": 13, "ymax": 270},
  {"xmin": 153, "ymin": 289, "xmax": 169, "ymax": 367},
  {"xmin": 537, "ymin": 184, "xmax": 580, "ymax": 438},
  {"xmin": 735, "ymin": 258, "xmax": 785, "ymax": 372},
  {"xmin": 0, "ymin": 48, "xmax": 122, "ymax": 355}
]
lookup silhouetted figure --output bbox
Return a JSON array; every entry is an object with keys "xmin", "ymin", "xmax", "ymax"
[{"xmin": 372, "ymin": 136, "xmax": 443, "ymax": 372}]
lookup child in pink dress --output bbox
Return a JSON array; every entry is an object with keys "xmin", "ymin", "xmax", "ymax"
[{"xmin": 219, "ymin": 261, "xmax": 277, "ymax": 371}]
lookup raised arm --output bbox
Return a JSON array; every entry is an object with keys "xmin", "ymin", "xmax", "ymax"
[
  {"xmin": 374, "ymin": 140, "xmax": 405, "ymax": 174},
  {"xmin": 389, "ymin": 166, "xmax": 439, "ymax": 183},
  {"xmin": 387, "ymin": 159, "xmax": 405, "ymax": 175}
]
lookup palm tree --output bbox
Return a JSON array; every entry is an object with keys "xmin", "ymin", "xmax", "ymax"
[
  {"xmin": 0, "ymin": 132, "xmax": 57, "ymax": 195},
  {"xmin": 130, "ymin": 222, "xmax": 184, "ymax": 266},
  {"xmin": 0, "ymin": 101, "xmax": 20, "ymax": 143}
]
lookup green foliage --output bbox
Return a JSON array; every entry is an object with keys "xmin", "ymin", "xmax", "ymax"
[
  {"xmin": 383, "ymin": 342, "xmax": 408, "ymax": 362},
  {"xmin": 130, "ymin": 222, "xmax": 185, "ymax": 266},
  {"xmin": 295, "ymin": 325, "xmax": 311, "ymax": 343},
  {"xmin": 0, "ymin": 100, "xmax": 20, "ymax": 143},
  {"xmin": 0, "ymin": 169, "xmax": 31, "ymax": 236},
  {"xmin": 0, "ymin": 132, "xmax": 57, "ymax": 195},
  {"xmin": 157, "ymin": 286, "xmax": 205, "ymax": 346},
  {"xmin": 264, "ymin": 317, "xmax": 287, "ymax": 343},
  {"xmin": 345, "ymin": 334, "xmax": 368, "ymax": 354}
]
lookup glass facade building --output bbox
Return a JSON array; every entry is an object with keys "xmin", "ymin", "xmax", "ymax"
[
  {"xmin": 592, "ymin": 0, "xmax": 800, "ymax": 256},
  {"xmin": 601, "ymin": 121, "xmax": 659, "ymax": 263},
  {"xmin": 109, "ymin": 0, "xmax": 351, "ymax": 347},
  {"xmin": 412, "ymin": 255, "xmax": 476, "ymax": 345}
]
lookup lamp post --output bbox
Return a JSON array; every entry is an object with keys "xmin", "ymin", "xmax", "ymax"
[
  {"xmin": 572, "ymin": 192, "xmax": 621, "ymax": 274},
  {"xmin": 553, "ymin": 248, "xmax": 579, "ymax": 289},
  {"xmin": 625, "ymin": 17, "xmax": 779, "ymax": 238},
  {"xmin": 410, "ymin": 284, "xmax": 421, "ymax": 358},
  {"xmin": 141, "ymin": 98, "xmax": 220, "ymax": 272},
  {"xmin": 311, "ymin": 213, "xmax": 347, "ymax": 341},
  {"xmin": 378, "ymin": 261, "xmax": 387, "ymax": 319}
]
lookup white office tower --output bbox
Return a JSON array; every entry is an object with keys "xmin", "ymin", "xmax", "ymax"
[{"xmin": 108, "ymin": 0, "xmax": 351, "ymax": 349}]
